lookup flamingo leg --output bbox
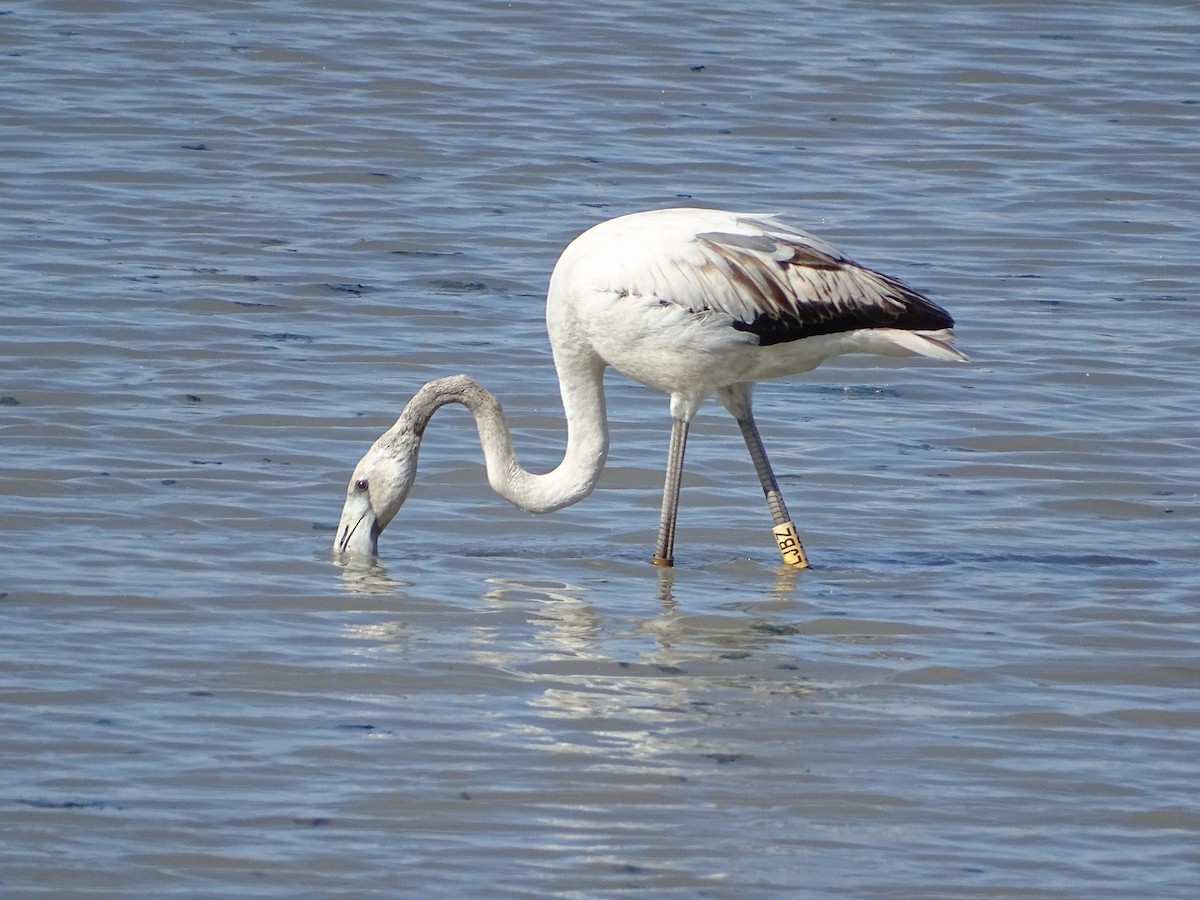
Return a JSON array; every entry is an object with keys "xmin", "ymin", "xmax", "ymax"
[
  {"xmin": 651, "ymin": 417, "xmax": 690, "ymax": 567},
  {"xmin": 718, "ymin": 385, "xmax": 811, "ymax": 569},
  {"xmin": 735, "ymin": 413, "xmax": 811, "ymax": 569}
]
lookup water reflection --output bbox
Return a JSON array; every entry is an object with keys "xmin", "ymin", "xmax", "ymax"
[
  {"xmin": 335, "ymin": 568, "xmax": 823, "ymax": 765},
  {"xmin": 493, "ymin": 576, "xmax": 822, "ymax": 772},
  {"xmin": 332, "ymin": 554, "xmax": 406, "ymax": 594},
  {"xmin": 641, "ymin": 565, "xmax": 813, "ymax": 652},
  {"xmin": 335, "ymin": 560, "xmax": 821, "ymax": 662},
  {"xmin": 651, "ymin": 564, "xmax": 805, "ymax": 610},
  {"xmin": 480, "ymin": 576, "xmax": 602, "ymax": 645}
]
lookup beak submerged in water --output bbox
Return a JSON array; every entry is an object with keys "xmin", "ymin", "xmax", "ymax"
[{"xmin": 334, "ymin": 478, "xmax": 380, "ymax": 557}]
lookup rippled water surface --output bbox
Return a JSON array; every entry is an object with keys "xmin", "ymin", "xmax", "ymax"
[{"xmin": 3, "ymin": 1, "xmax": 1198, "ymax": 896}]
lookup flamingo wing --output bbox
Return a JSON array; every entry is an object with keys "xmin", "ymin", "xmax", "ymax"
[{"xmin": 680, "ymin": 215, "xmax": 955, "ymax": 346}]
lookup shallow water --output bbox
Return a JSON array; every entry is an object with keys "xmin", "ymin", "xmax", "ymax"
[{"xmin": 2, "ymin": 1, "xmax": 1198, "ymax": 896}]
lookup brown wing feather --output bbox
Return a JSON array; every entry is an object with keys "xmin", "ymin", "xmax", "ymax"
[{"xmin": 693, "ymin": 231, "xmax": 954, "ymax": 347}]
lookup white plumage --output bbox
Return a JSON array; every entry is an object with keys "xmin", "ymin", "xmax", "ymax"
[{"xmin": 335, "ymin": 208, "xmax": 965, "ymax": 567}]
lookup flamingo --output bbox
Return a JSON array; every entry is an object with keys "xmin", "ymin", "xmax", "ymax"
[{"xmin": 334, "ymin": 207, "xmax": 965, "ymax": 568}]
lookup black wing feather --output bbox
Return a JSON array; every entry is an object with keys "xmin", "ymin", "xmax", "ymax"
[{"xmin": 696, "ymin": 233, "xmax": 955, "ymax": 347}]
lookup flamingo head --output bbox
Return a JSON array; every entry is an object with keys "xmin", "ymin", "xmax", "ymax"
[{"xmin": 333, "ymin": 435, "xmax": 418, "ymax": 558}]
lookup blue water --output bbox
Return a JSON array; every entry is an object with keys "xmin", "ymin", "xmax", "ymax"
[{"xmin": 2, "ymin": 1, "xmax": 1198, "ymax": 896}]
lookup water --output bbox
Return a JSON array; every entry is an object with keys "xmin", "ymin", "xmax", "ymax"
[{"xmin": 3, "ymin": 0, "xmax": 1198, "ymax": 895}]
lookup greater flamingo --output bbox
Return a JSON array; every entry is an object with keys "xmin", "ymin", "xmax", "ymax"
[{"xmin": 334, "ymin": 207, "xmax": 965, "ymax": 568}]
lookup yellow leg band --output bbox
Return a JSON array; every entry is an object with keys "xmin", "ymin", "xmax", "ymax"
[{"xmin": 772, "ymin": 521, "xmax": 810, "ymax": 569}]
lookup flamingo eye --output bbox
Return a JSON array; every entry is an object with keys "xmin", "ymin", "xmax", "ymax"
[{"xmin": 355, "ymin": 478, "xmax": 369, "ymax": 492}]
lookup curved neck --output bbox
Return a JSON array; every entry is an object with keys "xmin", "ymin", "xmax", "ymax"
[{"xmin": 391, "ymin": 354, "xmax": 609, "ymax": 514}]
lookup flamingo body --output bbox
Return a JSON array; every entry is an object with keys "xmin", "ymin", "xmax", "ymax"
[
  {"xmin": 549, "ymin": 208, "xmax": 959, "ymax": 413},
  {"xmin": 335, "ymin": 208, "xmax": 964, "ymax": 565}
]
